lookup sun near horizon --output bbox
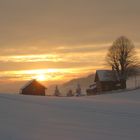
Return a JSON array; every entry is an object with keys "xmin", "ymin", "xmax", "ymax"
[
  {"xmin": 34, "ymin": 74, "xmax": 46, "ymax": 81},
  {"xmin": 0, "ymin": 0, "xmax": 140, "ymax": 93}
]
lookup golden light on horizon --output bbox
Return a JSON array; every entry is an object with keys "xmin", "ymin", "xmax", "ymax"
[
  {"xmin": 0, "ymin": 67, "xmax": 105, "ymax": 83},
  {"xmin": 34, "ymin": 74, "xmax": 46, "ymax": 81},
  {"xmin": 25, "ymin": 69, "xmax": 59, "ymax": 81}
]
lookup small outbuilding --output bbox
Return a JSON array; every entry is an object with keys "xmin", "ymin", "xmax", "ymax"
[
  {"xmin": 95, "ymin": 70, "xmax": 121, "ymax": 92},
  {"xmin": 20, "ymin": 79, "xmax": 47, "ymax": 96},
  {"xmin": 86, "ymin": 84, "xmax": 97, "ymax": 95}
]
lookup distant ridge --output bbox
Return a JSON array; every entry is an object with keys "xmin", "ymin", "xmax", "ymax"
[
  {"xmin": 47, "ymin": 74, "xmax": 95, "ymax": 95},
  {"xmin": 63, "ymin": 74, "xmax": 95, "ymax": 87}
]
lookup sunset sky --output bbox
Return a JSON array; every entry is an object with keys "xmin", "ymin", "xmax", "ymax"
[{"xmin": 0, "ymin": 0, "xmax": 140, "ymax": 93}]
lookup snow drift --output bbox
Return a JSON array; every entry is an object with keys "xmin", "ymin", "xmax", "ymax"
[{"xmin": 0, "ymin": 89, "xmax": 140, "ymax": 140}]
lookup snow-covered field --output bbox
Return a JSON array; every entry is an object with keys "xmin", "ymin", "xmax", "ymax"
[{"xmin": 0, "ymin": 89, "xmax": 140, "ymax": 140}]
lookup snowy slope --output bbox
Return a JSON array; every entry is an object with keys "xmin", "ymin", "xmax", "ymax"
[{"xmin": 0, "ymin": 89, "xmax": 140, "ymax": 140}]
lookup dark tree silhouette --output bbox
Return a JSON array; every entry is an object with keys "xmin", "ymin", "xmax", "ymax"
[
  {"xmin": 76, "ymin": 84, "xmax": 81, "ymax": 96},
  {"xmin": 67, "ymin": 89, "xmax": 73, "ymax": 97},
  {"xmin": 106, "ymin": 36, "xmax": 139, "ymax": 89},
  {"xmin": 54, "ymin": 85, "xmax": 61, "ymax": 96}
]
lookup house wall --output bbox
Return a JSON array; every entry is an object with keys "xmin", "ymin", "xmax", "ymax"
[
  {"xmin": 96, "ymin": 81, "xmax": 118, "ymax": 92},
  {"xmin": 21, "ymin": 82, "xmax": 45, "ymax": 96}
]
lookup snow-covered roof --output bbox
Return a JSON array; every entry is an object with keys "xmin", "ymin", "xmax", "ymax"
[
  {"xmin": 20, "ymin": 79, "xmax": 46, "ymax": 90},
  {"xmin": 95, "ymin": 70, "xmax": 118, "ymax": 82}
]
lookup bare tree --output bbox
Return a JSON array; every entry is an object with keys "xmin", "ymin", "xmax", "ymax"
[{"xmin": 106, "ymin": 36, "xmax": 139, "ymax": 89}]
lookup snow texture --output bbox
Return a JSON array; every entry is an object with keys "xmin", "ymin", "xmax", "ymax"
[{"xmin": 0, "ymin": 89, "xmax": 140, "ymax": 140}]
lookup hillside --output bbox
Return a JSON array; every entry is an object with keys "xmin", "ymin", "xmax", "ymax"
[
  {"xmin": 0, "ymin": 89, "xmax": 140, "ymax": 140},
  {"xmin": 47, "ymin": 74, "xmax": 140, "ymax": 96},
  {"xmin": 47, "ymin": 74, "xmax": 95, "ymax": 95}
]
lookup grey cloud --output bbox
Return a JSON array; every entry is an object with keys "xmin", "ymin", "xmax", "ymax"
[
  {"xmin": 0, "ymin": 60, "xmax": 104, "ymax": 71},
  {"xmin": 0, "ymin": 0, "xmax": 140, "ymax": 48}
]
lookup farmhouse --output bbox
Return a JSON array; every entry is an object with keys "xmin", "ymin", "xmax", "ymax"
[
  {"xmin": 95, "ymin": 70, "xmax": 120, "ymax": 92},
  {"xmin": 20, "ymin": 79, "xmax": 47, "ymax": 96}
]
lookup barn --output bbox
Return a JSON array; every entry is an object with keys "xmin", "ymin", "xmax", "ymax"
[
  {"xmin": 95, "ymin": 70, "xmax": 121, "ymax": 92},
  {"xmin": 20, "ymin": 79, "xmax": 47, "ymax": 96}
]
